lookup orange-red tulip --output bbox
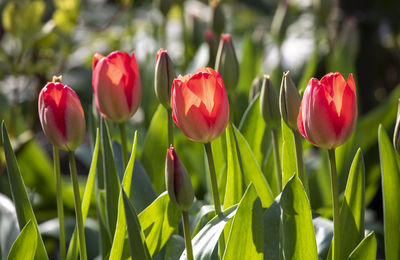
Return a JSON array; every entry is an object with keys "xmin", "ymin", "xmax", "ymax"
[
  {"xmin": 171, "ymin": 67, "xmax": 229, "ymax": 143},
  {"xmin": 92, "ymin": 51, "xmax": 141, "ymax": 122},
  {"xmin": 297, "ymin": 72, "xmax": 357, "ymax": 149},
  {"xmin": 38, "ymin": 82, "xmax": 85, "ymax": 151}
]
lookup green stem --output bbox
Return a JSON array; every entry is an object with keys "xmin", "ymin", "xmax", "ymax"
[
  {"xmin": 293, "ymin": 130, "xmax": 309, "ymax": 194},
  {"xmin": 182, "ymin": 211, "xmax": 194, "ymax": 260},
  {"xmin": 204, "ymin": 142, "xmax": 226, "ymax": 256},
  {"xmin": 271, "ymin": 128, "xmax": 282, "ymax": 192},
  {"xmin": 68, "ymin": 151, "xmax": 87, "ymax": 260},
  {"xmin": 53, "ymin": 147, "xmax": 66, "ymax": 260},
  {"xmin": 328, "ymin": 148, "xmax": 340, "ymax": 260},
  {"xmin": 119, "ymin": 122, "xmax": 128, "ymax": 168},
  {"xmin": 167, "ymin": 108, "xmax": 174, "ymax": 146}
]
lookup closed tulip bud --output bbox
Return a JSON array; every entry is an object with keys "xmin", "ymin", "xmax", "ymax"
[
  {"xmin": 38, "ymin": 81, "xmax": 85, "ymax": 151},
  {"xmin": 155, "ymin": 49, "xmax": 176, "ymax": 108},
  {"xmin": 204, "ymin": 29, "xmax": 219, "ymax": 67},
  {"xmin": 211, "ymin": 0, "xmax": 225, "ymax": 36},
  {"xmin": 165, "ymin": 145, "xmax": 194, "ymax": 211},
  {"xmin": 393, "ymin": 99, "xmax": 400, "ymax": 154},
  {"xmin": 92, "ymin": 51, "xmax": 141, "ymax": 123},
  {"xmin": 280, "ymin": 71, "xmax": 301, "ymax": 130},
  {"xmin": 260, "ymin": 75, "xmax": 280, "ymax": 129},
  {"xmin": 297, "ymin": 72, "xmax": 358, "ymax": 149},
  {"xmin": 171, "ymin": 67, "xmax": 229, "ymax": 143},
  {"xmin": 215, "ymin": 34, "xmax": 239, "ymax": 94},
  {"xmin": 249, "ymin": 76, "xmax": 262, "ymax": 102}
]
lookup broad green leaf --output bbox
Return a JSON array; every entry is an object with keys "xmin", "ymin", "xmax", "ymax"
[
  {"xmin": 263, "ymin": 197, "xmax": 281, "ymax": 260},
  {"xmin": 141, "ymin": 104, "xmax": 168, "ymax": 194},
  {"xmin": 67, "ymin": 129, "xmax": 100, "ymax": 260},
  {"xmin": 165, "ymin": 235, "xmax": 185, "ymax": 260},
  {"xmin": 233, "ymin": 125, "xmax": 274, "ymax": 208},
  {"xmin": 139, "ymin": 191, "xmax": 181, "ymax": 256},
  {"xmin": 336, "ymin": 148, "xmax": 365, "ymax": 260},
  {"xmin": 211, "ymin": 135, "xmax": 227, "ymax": 204},
  {"xmin": 348, "ymin": 232, "xmax": 377, "ymax": 260},
  {"xmin": 100, "ymin": 118, "xmax": 120, "ymax": 237},
  {"xmin": 96, "ymin": 190, "xmax": 111, "ymax": 258},
  {"xmin": 223, "ymin": 123, "xmax": 244, "ymax": 210},
  {"xmin": 223, "ymin": 184, "xmax": 263, "ymax": 260},
  {"xmin": 281, "ymin": 120, "xmax": 296, "ymax": 187},
  {"xmin": 280, "ymin": 174, "xmax": 317, "ymax": 260},
  {"xmin": 122, "ymin": 189, "xmax": 151, "ymax": 260},
  {"xmin": 130, "ymin": 159, "xmax": 157, "ymax": 213},
  {"xmin": 378, "ymin": 125, "xmax": 400, "ymax": 260},
  {"xmin": 191, "ymin": 205, "xmax": 215, "ymax": 237},
  {"xmin": 1, "ymin": 122, "xmax": 48, "ymax": 260},
  {"xmin": 7, "ymin": 220, "xmax": 37, "ymax": 260},
  {"xmin": 239, "ymin": 94, "xmax": 267, "ymax": 166},
  {"xmin": 181, "ymin": 205, "xmax": 238, "ymax": 260},
  {"xmin": 110, "ymin": 131, "xmax": 138, "ymax": 259}
]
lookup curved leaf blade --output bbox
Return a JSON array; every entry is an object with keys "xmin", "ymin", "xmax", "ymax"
[
  {"xmin": 7, "ymin": 220, "xmax": 37, "ymax": 260},
  {"xmin": 348, "ymin": 231, "xmax": 377, "ymax": 260}
]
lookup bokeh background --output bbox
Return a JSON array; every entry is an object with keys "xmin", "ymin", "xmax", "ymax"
[{"xmin": 0, "ymin": 0, "xmax": 399, "ymax": 258}]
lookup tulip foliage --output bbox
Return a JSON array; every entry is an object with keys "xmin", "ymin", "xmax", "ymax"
[{"xmin": 1, "ymin": 28, "xmax": 400, "ymax": 260}]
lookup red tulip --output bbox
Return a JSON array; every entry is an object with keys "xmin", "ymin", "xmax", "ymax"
[
  {"xmin": 38, "ymin": 82, "xmax": 85, "ymax": 151},
  {"xmin": 92, "ymin": 51, "xmax": 141, "ymax": 122},
  {"xmin": 171, "ymin": 67, "xmax": 229, "ymax": 143},
  {"xmin": 297, "ymin": 72, "xmax": 357, "ymax": 149}
]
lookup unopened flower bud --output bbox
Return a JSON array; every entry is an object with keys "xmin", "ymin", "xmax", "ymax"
[
  {"xmin": 211, "ymin": 0, "xmax": 225, "ymax": 36},
  {"xmin": 155, "ymin": 49, "xmax": 176, "ymax": 109},
  {"xmin": 280, "ymin": 71, "xmax": 301, "ymax": 130},
  {"xmin": 249, "ymin": 77, "xmax": 262, "ymax": 102},
  {"xmin": 204, "ymin": 29, "xmax": 219, "ymax": 67},
  {"xmin": 260, "ymin": 75, "xmax": 280, "ymax": 129},
  {"xmin": 165, "ymin": 145, "xmax": 194, "ymax": 211},
  {"xmin": 215, "ymin": 34, "xmax": 239, "ymax": 93},
  {"xmin": 393, "ymin": 99, "xmax": 400, "ymax": 154}
]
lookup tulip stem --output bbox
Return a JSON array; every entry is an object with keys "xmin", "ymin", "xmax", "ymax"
[
  {"xmin": 53, "ymin": 147, "xmax": 66, "ymax": 260},
  {"xmin": 119, "ymin": 122, "xmax": 128, "ymax": 168},
  {"xmin": 182, "ymin": 211, "xmax": 194, "ymax": 260},
  {"xmin": 68, "ymin": 151, "xmax": 87, "ymax": 260},
  {"xmin": 271, "ymin": 128, "xmax": 282, "ymax": 192},
  {"xmin": 328, "ymin": 148, "xmax": 340, "ymax": 260},
  {"xmin": 167, "ymin": 108, "xmax": 174, "ymax": 146},
  {"xmin": 293, "ymin": 130, "xmax": 309, "ymax": 194},
  {"xmin": 204, "ymin": 142, "xmax": 226, "ymax": 256}
]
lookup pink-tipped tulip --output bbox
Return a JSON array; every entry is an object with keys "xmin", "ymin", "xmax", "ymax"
[
  {"xmin": 171, "ymin": 67, "xmax": 229, "ymax": 143},
  {"xmin": 297, "ymin": 72, "xmax": 357, "ymax": 149},
  {"xmin": 38, "ymin": 82, "xmax": 85, "ymax": 151},
  {"xmin": 92, "ymin": 51, "xmax": 141, "ymax": 122}
]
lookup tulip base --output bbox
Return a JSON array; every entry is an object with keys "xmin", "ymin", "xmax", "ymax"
[
  {"xmin": 68, "ymin": 151, "xmax": 87, "ymax": 260},
  {"xmin": 53, "ymin": 147, "xmax": 66, "ymax": 260},
  {"xmin": 182, "ymin": 211, "xmax": 194, "ymax": 260},
  {"xmin": 328, "ymin": 148, "xmax": 340, "ymax": 260}
]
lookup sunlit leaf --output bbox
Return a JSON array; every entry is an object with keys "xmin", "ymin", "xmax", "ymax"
[
  {"xmin": 348, "ymin": 231, "xmax": 377, "ymax": 260},
  {"xmin": 281, "ymin": 120, "xmax": 296, "ymax": 187},
  {"xmin": 7, "ymin": 220, "xmax": 37, "ymax": 260}
]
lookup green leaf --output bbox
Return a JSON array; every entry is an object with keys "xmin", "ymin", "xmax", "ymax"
[
  {"xmin": 223, "ymin": 123, "xmax": 244, "ymax": 210},
  {"xmin": 110, "ymin": 131, "xmax": 138, "ymax": 259},
  {"xmin": 348, "ymin": 232, "xmax": 377, "ymax": 260},
  {"xmin": 378, "ymin": 125, "xmax": 400, "ymax": 260},
  {"xmin": 280, "ymin": 174, "xmax": 317, "ymax": 260},
  {"xmin": 263, "ymin": 197, "xmax": 281, "ymax": 260},
  {"xmin": 336, "ymin": 148, "xmax": 365, "ymax": 259},
  {"xmin": 141, "ymin": 104, "xmax": 168, "ymax": 194},
  {"xmin": 181, "ymin": 205, "xmax": 238, "ymax": 260},
  {"xmin": 7, "ymin": 220, "xmax": 37, "ymax": 260},
  {"xmin": 67, "ymin": 129, "xmax": 100, "ymax": 260},
  {"xmin": 100, "ymin": 118, "xmax": 121, "ymax": 237},
  {"xmin": 211, "ymin": 135, "xmax": 227, "ymax": 204},
  {"xmin": 130, "ymin": 159, "xmax": 157, "ymax": 213},
  {"xmin": 122, "ymin": 189, "xmax": 151, "ymax": 260},
  {"xmin": 239, "ymin": 94, "xmax": 267, "ymax": 166},
  {"xmin": 233, "ymin": 125, "xmax": 274, "ymax": 208},
  {"xmin": 139, "ymin": 191, "xmax": 181, "ymax": 257},
  {"xmin": 281, "ymin": 120, "xmax": 296, "ymax": 187},
  {"xmin": 1, "ymin": 122, "xmax": 48, "ymax": 260},
  {"xmin": 165, "ymin": 235, "xmax": 185, "ymax": 260},
  {"xmin": 223, "ymin": 184, "xmax": 263, "ymax": 260}
]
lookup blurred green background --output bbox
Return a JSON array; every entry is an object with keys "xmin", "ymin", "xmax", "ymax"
[{"xmin": 0, "ymin": 0, "xmax": 399, "ymax": 258}]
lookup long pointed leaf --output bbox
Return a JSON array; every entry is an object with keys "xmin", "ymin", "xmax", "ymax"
[
  {"xmin": 7, "ymin": 220, "xmax": 37, "ymax": 260},
  {"xmin": 110, "ymin": 131, "xmax": 138, "ymax": 259},
  {"xmin": 348, "ymin": 232, "xmax": 377, "ymax": 260},
  {"xmin": 1, "ymin": 122, "xmax": 48, "ymax": 260},
  {"xmin": 378, "ymin": 125, "xmax": 400, "ymax": 260},
  {"xmin": 281, "ymin": 120, "xmax": 296, "ymax": 187}
]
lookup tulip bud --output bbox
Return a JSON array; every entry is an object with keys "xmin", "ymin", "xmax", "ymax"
[
  {"xmin": 260, "ymin": 75, "xmax": 280, "ymax": 129},
  {"xmin": 165, "ymin": 145, "xmax": 194, "ymax": 211},
  {"xmin": 211, "ymin": 0, "xmax": 225, "ymax": 36},
  {"xmin": 215, "ymin": 34, "xmax": 239, "ymax": 93},
  {"xmin": 155, "ymin": 49, "xmax": 176, "ymax": 109},
  {"xmin": 249, "ymin": 76, "xmax": 262, "ymax": 102},
  {"xmin": 92, "ymin": 51, "xmax": 141, "ymax": 123},
  {"xmin": 280, "ymin": 71, "xmax": 301, "ymax": 130},
  {"xmin": 393, "ymin": 99, "xmax": 400, "ymax": 154},
  {"xmin": 204, "ymin": 29, "xmax": 219, "ymax": 68},
  {"xmin": 38, "ymin": 80, "xmax": 85, "ymax": 151}
]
